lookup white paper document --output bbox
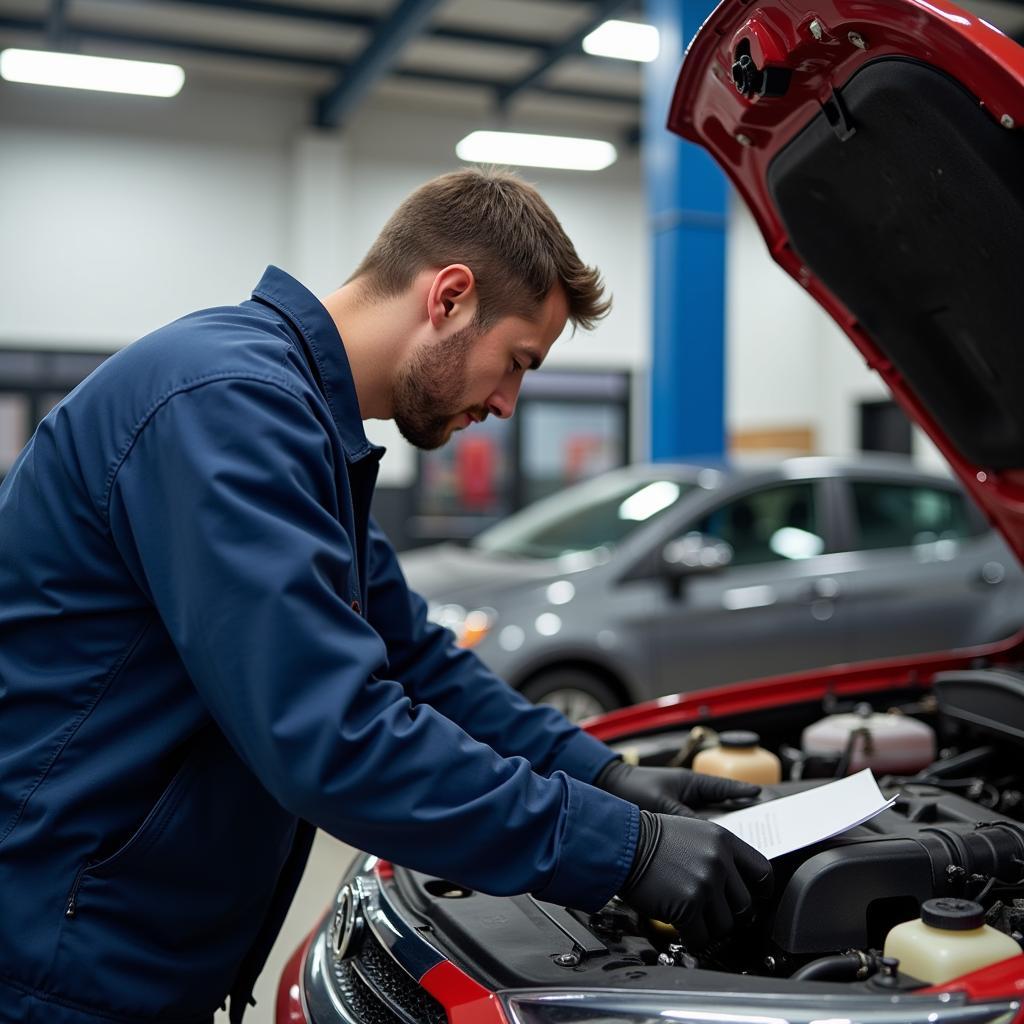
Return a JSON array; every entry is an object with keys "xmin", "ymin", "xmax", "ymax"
[{"xmin": 711, "ymin": 768, "xmax": 896, "ymax": 860}]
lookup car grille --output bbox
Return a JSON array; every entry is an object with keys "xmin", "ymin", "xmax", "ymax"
[{"xmin": 331, "ymin": 925, "xmax": 447, "ymax": 1024}]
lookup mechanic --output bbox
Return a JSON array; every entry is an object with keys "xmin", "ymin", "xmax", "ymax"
[{"xmin": 0, "ymin": 168, "xmax": 771, "ymax": 1024}]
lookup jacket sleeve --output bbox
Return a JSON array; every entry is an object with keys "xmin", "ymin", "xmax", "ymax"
[
  {"xmin": 364, "ymin": 521, "xmax": 619, "ymax": 784},
  {"xmin": 104, "ymin": 376, "xmax": 637, "ymax": 910}
]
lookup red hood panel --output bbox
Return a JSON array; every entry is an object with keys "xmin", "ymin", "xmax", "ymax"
[{"xmin": 669, "ymin": 1, "xmax": 1024, "ymax": 562}]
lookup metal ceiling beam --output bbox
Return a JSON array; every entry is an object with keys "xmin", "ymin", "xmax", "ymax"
[
  {"xmin": 47, "ymin": 0, "xmax": 67, "ymax": 47},
  {"xmin": 148, "ymin": 0, "xmax": 375, "ymax": 31},
  {"xmin": 0, "ymin": 14, "xmax": 639, "ymax": 109},
  {"xmin": 315, "ymin": 0, "xmax": 445, "ymax": 128},
  {"xmin": 496, "ymin": 0, "xmax": 632, "ymax": 108},
  {"xmin": 391, "ymin": 66, "xmax": 637, "ymax": 106},
  {"xmin": 162, "ymin": 0, "xmax": 555, "ymax": 52},
  {"xmin": 0, "ymin": 14, "xmax": 342, "ymax": 68}
]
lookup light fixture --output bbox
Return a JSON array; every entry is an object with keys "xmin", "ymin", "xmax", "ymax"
[
  {"xmin": 582, "ymin": 20, "xmax": 660, "ymax": 62},
  {"xmin": 0, "ymin": 49, "xmax": 185, "ymax": 97},
  {"xmin": 456, "ymin": 131, "xmax": 616, "ymax": 172}
]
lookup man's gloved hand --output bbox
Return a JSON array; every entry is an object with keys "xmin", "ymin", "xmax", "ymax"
[
  {"xmin": 596, "ymin": 759, "xmax": 760, "ymax": 815},
  {"xmin": 620, "ymin": 810, "xmax": 773, "ymax": 949}
]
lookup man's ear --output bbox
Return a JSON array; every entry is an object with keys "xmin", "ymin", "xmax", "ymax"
[{"xmin": 426, "ymin": 264, "xmax": 476, "ymax": 330}]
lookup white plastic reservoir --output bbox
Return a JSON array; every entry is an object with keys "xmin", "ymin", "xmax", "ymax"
[
  {"xmin": 884, "ymin": 898, "xmax": 1023, "ymax": 984},
  {"xmin": 801, "ymin": 704, "xmax": 936, "ymax": 774}
]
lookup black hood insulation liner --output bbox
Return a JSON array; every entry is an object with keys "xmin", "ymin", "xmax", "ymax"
[{"xmin": 768, "ymin": 58, "xmax": 1024, "ymax": 470}]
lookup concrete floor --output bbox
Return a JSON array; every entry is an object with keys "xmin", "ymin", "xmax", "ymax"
[{"xmin": 215, "ymin": 831, "xmax": 357, "ymax": 1024}]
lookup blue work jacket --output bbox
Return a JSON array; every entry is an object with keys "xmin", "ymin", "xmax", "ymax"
[{"xmin": 0, "ymin": 267, "xmax": 638, "ymax": 1024}]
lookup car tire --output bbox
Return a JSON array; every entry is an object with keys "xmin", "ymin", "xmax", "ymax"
[{"xmin": 520, "ymin": 670, "xmax": 621, "ymax": 723}]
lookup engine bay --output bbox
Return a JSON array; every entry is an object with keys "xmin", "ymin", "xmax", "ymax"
[{"xmin": 393, "ymin": 668, "xmax": 1024, "ymax": 992}]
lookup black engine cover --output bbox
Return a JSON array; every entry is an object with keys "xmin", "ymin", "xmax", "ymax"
[{"xmin": 767, "ymin": 782, "xmax": 1024, "ymax": 954}]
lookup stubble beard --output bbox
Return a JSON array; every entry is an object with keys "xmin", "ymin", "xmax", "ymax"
[
  {"xmin": 393, "ymin": 319, "xmax": 489, "ymax": 448},
  {"xmin": 392, "ymin": 323, "xmax": 486, "ymax": 451}
]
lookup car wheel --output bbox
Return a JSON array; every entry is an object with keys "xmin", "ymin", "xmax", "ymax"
[{"xmin": 520, "ymin": 670, "xmax": 621, "ymax": 723}]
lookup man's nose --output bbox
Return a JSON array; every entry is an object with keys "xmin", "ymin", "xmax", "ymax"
[{"xmin": 486, "ymin": 378, "xmax": 522, "ymax": 419}]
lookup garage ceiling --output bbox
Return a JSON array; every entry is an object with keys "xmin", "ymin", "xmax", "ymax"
[{"xmin": 1, "ymin": 0, "xmax": 1022, "ymax": 141}]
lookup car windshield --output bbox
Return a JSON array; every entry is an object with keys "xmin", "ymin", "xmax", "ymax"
[{"xmin": 473, "ymin": 473, "xmax": 695, "ymax": 559}]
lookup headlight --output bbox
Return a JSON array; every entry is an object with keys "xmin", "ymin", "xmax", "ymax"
[{"xmin": 427, "ymin": 603, "xmax": 497, "ymax": 649}]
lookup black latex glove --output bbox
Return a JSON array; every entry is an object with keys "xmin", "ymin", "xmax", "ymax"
[
  {"xmin": 596, "ymin": 759, "xmax": 760, "ymax": 815},
  {"xmin": 620, "ymin": 809, "xmax": 773, "ymax": 949}
]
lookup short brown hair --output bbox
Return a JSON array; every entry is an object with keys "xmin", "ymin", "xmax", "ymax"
[{"xmin": 350, "ymin": 167, "xmax": 611, "ymax": 330}]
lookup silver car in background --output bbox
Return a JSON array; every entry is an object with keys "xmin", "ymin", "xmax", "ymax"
[{"xmin": 399, "ymin": 456, "xmax": 1024, "ymax": 720}]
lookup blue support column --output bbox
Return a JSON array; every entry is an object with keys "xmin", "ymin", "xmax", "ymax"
[{"xmin": 644, "ymin": 0, "xmax": 727, "ymax": 461}]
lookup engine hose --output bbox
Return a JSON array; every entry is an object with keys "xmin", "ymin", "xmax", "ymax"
[
  {"xmin": 921, "ymin": 822, "xmax": 1024, "ymax": 895},
  {"xmin": 834, "ymin": 728, "xmax": 872, "ymax": 780},
  {"xmin": 791, "ymin": 951, "xmax": 870, "ymax": 982}
]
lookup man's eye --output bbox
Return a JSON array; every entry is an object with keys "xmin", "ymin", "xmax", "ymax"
[{"xmin": 511, "ymin": 359, "xmax": 523, "ymax": 374}]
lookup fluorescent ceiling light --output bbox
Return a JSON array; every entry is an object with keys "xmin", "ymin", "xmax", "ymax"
[
  {"xmin": 582, "ymin": 20, "xmax": 660, "ymax": 62},
  {"xmin": 0, "ymin": 49, "xmax": 184, "ymax": 97},
  {"xmin": 456, "ymin": 131, "xmax": 616, "ymax": 172}
]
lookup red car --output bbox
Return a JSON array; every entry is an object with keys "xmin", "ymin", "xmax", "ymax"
[{"xmin": 278, "ymin": 1, "xmax": 1024, "ymax": 1021}]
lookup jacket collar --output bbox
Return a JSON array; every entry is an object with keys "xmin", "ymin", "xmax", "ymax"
[{"xmin": 251, "ymin": 265, "xmax": 383, "ymax": 463}]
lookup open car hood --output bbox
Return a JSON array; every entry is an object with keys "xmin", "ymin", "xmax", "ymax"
[{"xmin": 671, "ymin": 0, "xmax": 1024, "ymax": 563}]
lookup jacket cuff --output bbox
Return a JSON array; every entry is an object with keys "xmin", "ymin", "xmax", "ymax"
[
  {"xmin": 533, "ymin": 776, "xmax": 639, "ymax": 912},
  {"xmin": 622, "ymin": 809, "xmax": 660, "ymax": 893},
  {"xmin": 549, "ymin": 728, "xmax": 621, "ymax": 785}
]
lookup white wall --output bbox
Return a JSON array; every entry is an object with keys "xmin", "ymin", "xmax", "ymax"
[
  {"xmin": 0, "ymin": 79, "xmax": 646, "ymax": 483},
  {"xmin": 725, "ymin": 192, "xmax": 825, "ymax": 433},
  {"xmin": 0, "ymin": 85, "xmax": 647, "ymax": 352},
  {"xmin": 0, "ymin": 72, "xmax": 946, "ymax": 484},
  {"xmin": 0, "ymin": 83, "xmax": 300, "ymax": 347},
  {"xmin": 726, "ymin": 194, "xmax": 887, "ymax": 455}
]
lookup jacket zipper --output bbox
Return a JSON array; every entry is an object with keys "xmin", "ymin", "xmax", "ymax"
[{"xmin": 65, "ymin": 863, "xmax": 91, "ymax": 918}]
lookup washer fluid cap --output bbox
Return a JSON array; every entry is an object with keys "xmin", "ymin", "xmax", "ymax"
[
  {"xmin": 719, "ymin": 730, "xmax": 760, "ymax": 748},
  {"xmin": 921, "ymin": 898, "xmax": 985, "ymax": 930}
]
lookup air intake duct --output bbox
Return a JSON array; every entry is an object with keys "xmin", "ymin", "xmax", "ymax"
[{"xmin": 772, "ymin": 821, "xmax": 1024, "ymax": 955}]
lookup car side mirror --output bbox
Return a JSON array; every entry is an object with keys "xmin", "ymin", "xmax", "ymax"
[{"xmin": 662, "ymin": 532, "xmax": 734, "ymax": 598}]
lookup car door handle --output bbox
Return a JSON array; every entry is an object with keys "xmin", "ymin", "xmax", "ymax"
[
  {"xmin": 801, "ymin": 577, "xmax": 840, "ymax": 601},
  {"xmin": 975, "ymin": 561, "xmax": 1006, "ymax": 586}
]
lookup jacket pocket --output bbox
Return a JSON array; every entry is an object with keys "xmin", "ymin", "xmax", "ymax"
[
  {"xmin": 52, "ymin": 728, "xmax": 297, "ymax": 1021},
  {"xmin": 65, "ymin": 738, "xmax": 203, "ymax": 919}
]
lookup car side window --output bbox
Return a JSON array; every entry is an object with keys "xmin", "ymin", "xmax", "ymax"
[
  {"xmin": 690, "ymin": 482, "xmax": 823, "ymax": 568},
  {"xmin": 851, "ymin": 481, "xmax": 979, "ymax": 551}
]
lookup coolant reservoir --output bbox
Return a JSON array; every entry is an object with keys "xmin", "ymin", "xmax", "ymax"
[
  {"xmin": 692, "ymin": 730, "xmax": 781, "ymax": 785},
  {"xmin": 884, "ymin": 898, "xmax": 1023, "ymax": 984},
  {"xmin": 801, "ymin": 705, "xmax": 935, "ymax": 774}
]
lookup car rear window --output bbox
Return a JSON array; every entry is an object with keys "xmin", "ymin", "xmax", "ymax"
[
  {"xmin": 692, "ymin": 481, "xmax": 823, "ymax": 567},
  {"xmin": 851, "ymin": 481, "xmax": 980, "ymax": 551}
]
